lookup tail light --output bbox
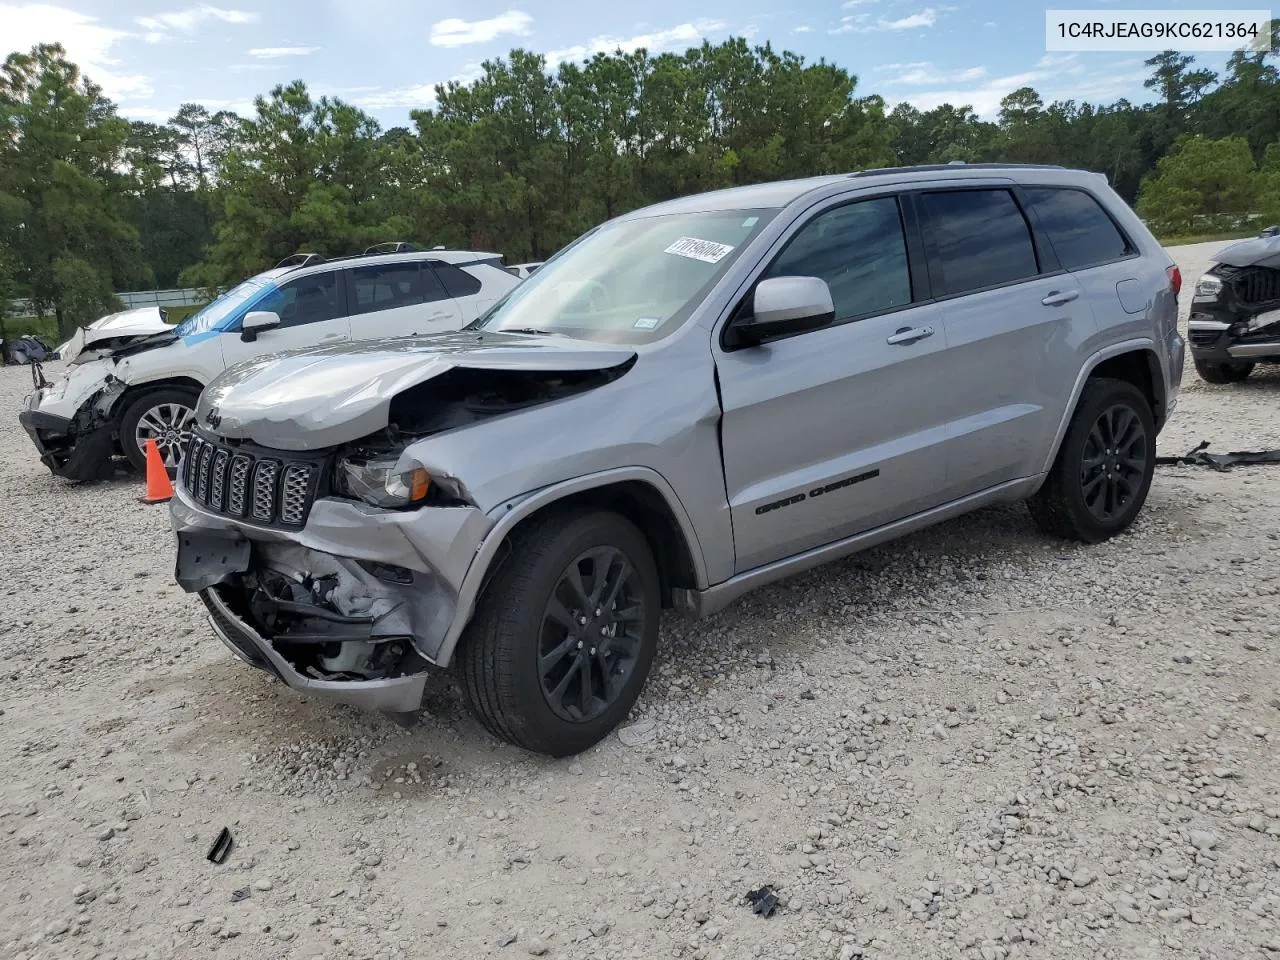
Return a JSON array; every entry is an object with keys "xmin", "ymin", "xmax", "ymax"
[{"xmin": 1167, "ymin": 265, "xmax": 1182, "ymax": 297}]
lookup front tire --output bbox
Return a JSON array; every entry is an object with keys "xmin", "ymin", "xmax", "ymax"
[
  {"xmin": 456, "ymin": 508, "xmax": 660, "ymax": 757},
  {"xmin": 118, "ymin": 388, "xmax": 199, "ymax": 473},
  {"xmin": 1194, "ymin": 358, "xmax": 1254, "ymax": 384},
  {"xmin": 1028, "ymin": 377, "xmax": 1156, "ymax": 544}
]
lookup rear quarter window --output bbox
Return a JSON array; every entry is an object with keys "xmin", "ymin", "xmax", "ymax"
[
  {"xmin": 1023, "ymin": 187, "xmax": 1134, "ymax": 271},
  {"xmin": 432, "ymin": 263, "xmax": 482, "ymax": 298}
]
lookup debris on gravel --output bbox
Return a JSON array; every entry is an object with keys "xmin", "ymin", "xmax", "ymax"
[{"xmin": 2, "ymin": 242, "xmax": 1278, "ymax": 959}]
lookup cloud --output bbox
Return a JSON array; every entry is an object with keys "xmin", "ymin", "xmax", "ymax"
[
  {"xmin": 429, "ymin": 10, "xmax": 532, "ymax": 47},
  {"xmin": 247, "ymin": 45, "xmax": 320, "ymax": 58},
  {"xmin": 136, "ymin": 5, "xmax": 258, "ymax": 43},
  {"xmin": 887, "ymin": 53, "xmax": 1147, "ymax": 118},
  {"xmin": 842, "ymin": 0, "xmax": 878, "ymax": 6},
  {"xmin": 793, "ymin": 25, "xmax": 814, "ymax": 33},
  {"xmin": 545, "ymin": 18, "xmax": 728, "ymax": 68},
  {"xmin": 832, "ymin": 7, "xmax": 937, "ymax": 33},
  {"xmin": 1, "ymin": 3, "xmax": 153, "ymax": 100},
  {"xmin": 881, "ymin": 63, "xmax": 988, "ymax": 86},
  {"xmin": 352, "ymin": 64, "xmax": 484, "ymax": 111}
]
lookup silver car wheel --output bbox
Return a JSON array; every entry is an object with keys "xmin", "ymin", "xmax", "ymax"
[{"xmin": 134, "ymin": 402, "xmax": 195, "ymax": 469}]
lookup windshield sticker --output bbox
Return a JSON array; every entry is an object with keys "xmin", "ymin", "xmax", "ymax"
[
  {"xmin": 633, "ymin": 317, "xmax": 661, "ymax": 329},
  {"xmin": 664, "ymin": 236, "xmax": 735, "ymax": 264},
  {"xmin": 742, "ymin": 216, "xmax": 759, "ymax": 227}
]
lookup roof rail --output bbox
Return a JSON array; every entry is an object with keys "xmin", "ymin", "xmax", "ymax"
[
  {"xmin": 276, "ymin": 252, "xmax": 325, "ymax": 269},
  {"xmin": 362, "ymin": 241, "xmax": 421, "ymax": 255},
  {"xmin": 849, "ymin": 162, "xmax": 1067, "ymax": 178}
]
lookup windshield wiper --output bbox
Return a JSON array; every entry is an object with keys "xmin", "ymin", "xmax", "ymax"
[{"xmin": 499, "ymin": 327, "xmax": 561, "ymax": 336}]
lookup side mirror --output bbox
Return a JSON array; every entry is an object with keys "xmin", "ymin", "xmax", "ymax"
[
  {"xmin": 240, "ymin": 310, "xmax": 281, "ymax": 343},
  {"xmin": 729, "ymin": 276, "xmax": 835, "ymax": 348}
]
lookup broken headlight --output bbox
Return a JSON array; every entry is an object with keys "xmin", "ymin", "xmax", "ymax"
[
  {"xmin": 334, "ymin": 454, "xmax": 432, "ymax": 508},
  {"xmin": 333, "ymin": 451, "xmax": 468, "ymax": 509},
  {"xmin": 1193, "ymin": 274, "xmax": 1223, "ymax": 301}
]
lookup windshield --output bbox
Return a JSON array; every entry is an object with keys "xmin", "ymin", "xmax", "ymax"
[
  {"xmin": 470, "ymin": 208, "xmax": 778, "ymax": 344},
  {"xmin": 175, "ymin": 277, "xmax": 272, "ymax": 337}
]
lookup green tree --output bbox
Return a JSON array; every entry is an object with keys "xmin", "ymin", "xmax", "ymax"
[
  {"xmin": 0, "ymin": 44, "xmax": 149, "ymax": 337},
  {"xmin": 1137, "ymin": 135, "xmax": 1257, "ymax": 235},
  {"xmin": 187, "ymin": 81, "xmax": 400, "ymax": 288}
]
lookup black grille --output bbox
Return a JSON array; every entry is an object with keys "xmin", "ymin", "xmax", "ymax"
[
  {"xmin": 1231, "ymin": 266, "xmax": 1280, "ymax": 306},
  {"xmin": 1189, "ymin": 329, "xmax": 1223, "ymax": 346},
  {"xmin": 180, "ymin": 431, "xmax": 323, "ymax": 527}
]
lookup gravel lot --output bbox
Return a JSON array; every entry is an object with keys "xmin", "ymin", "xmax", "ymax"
[{"xmin": 3, "ymin": 241, "xmax": 1280, "ymax": 960}]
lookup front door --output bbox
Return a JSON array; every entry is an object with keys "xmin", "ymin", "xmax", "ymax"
[
  {"xmin": 714, "ymin": 194, "xmax": 952, "ymax": 573},
  {"xmin": 218, "ymin": 270, "xmax": 351, "ymax": 369}
]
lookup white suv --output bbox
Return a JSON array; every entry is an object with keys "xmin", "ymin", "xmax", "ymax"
[{"xmin": 19, "ymin": 246, "xmax": 519, "ymax": 480}]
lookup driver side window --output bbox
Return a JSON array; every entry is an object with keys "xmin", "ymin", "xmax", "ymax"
[
  {"xmin": 254, "ymin": 272, "xmax": 344, "ymax": 329},
  {"xmin": 765, "ymin": 196, "xmax": 912, "ymax": 323}
]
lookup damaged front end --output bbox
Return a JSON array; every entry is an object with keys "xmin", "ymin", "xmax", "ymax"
[
  {"xmin": 19, "ymin": 375, "xmax": 127, "ymax": 481},
  {"xmin": 185, "ymin": 533, "xmax": 443, "ymax": 713},
  {"xmin": 1188, "ymin": 231, "xmax": 1280, "ymax": 366}
]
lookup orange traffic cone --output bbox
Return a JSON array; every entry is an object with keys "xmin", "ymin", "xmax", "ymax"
[{"xmin": 139, "ymin": 438, "xmax": 174, "ymax": 504}]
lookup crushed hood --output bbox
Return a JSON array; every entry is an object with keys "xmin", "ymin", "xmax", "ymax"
[
  {"xmin": 58, "ymin": 307, "xmax": 176, "ymax": 365},
  {"xmin": 1213, "ymin": 233, "xmax": 1280, "ymax": 270},
  {"xmin": 197, "ymin": 331, "xmax": 638, "ymax": 450}
]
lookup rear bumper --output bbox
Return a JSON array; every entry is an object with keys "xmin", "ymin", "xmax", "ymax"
[
  {"xmin": 200, "ymin": 584, "xmax": 429, "ymax": 713},
  {"xmin": 18, "ymin": 407, "xmax": 115, "ymax": 481}
]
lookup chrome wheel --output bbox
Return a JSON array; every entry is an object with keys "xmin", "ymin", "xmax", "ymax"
[{"xmin": 135, "ymin": 402, "xmax": 194, "ymax": 469}]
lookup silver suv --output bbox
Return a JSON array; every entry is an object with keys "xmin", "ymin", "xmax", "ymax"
[{"xmin": 170, "ymin": 163, "xmax": 1184, "ymax": 756}]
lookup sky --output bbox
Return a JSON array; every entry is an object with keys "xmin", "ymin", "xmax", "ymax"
[{"xmin": 0, "ymin": 1, "xmax": 1239, "ymax": 126}]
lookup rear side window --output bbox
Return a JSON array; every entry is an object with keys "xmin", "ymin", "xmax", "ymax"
[
  {"xmin": 347, "ymin": 263, "xmax": 447, "ymax": 316},
  {"xmin": 432, "ymin": 263, "xmax": 482, "ymax": 298},
  {"xmin": 919, "ymin": 189, "xmax": 1039, "ymax": 296},
  {"xmin": 1023, "ymin": 187, "xmax": 1133, "ymax": 270},
  {"xmin": 765, "ymin": 196, "xmax": 912, "ymax": 322}
]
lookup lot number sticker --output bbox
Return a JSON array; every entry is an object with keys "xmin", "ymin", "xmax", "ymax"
[{"xmin": 664, "ymin": 236, "xmax": 735, "ymax": 264}]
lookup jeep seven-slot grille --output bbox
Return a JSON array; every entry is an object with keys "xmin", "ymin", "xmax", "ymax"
[{"xmin": 181, "ymin": 432, "xmax": 321, "ymax": 527}]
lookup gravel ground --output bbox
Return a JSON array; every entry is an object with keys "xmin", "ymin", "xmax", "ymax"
[{"xmin": 3, "ymin": 241, "xmax": 1280, "ymax": 960}]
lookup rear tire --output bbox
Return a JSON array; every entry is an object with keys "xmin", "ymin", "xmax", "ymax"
[
  {"xmin": 1194, "ymin": 358, "xmax": 1254, "ymax": 384},
  {"xmin": 118, "ymin": 387, "xmax": 199, "ymax": 474},
  {"xmin": 1027, "ymin": 377, "xmax": 1155, "ymax": 544},
  {"xmin": 456, "ymin": 508, "xmax": 660, "ymax": 757}
]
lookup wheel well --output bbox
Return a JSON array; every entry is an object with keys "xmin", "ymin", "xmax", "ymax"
[
  {"xmin": 116, "ymin": 378, "xmax": 204, "ymax": 420},
  {"xmin": 1089, "ymin": 350, "xmax": 1165, "ymax": 429},
  {"xmin": 499, "ymin": 481, "xmax": 699, "ymax": 608}
]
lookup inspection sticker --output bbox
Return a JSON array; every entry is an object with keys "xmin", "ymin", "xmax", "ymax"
[
  {"xmin": 664, "ymin": 236, "xmax": 734, "ymax": 264},
  {"xmin": 633, "ymin": 317, "xmax": 661, "ymax": 329}
]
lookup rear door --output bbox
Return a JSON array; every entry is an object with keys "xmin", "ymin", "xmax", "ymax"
[
  {"xmin": 431, "ymin": 261, "xmax": 494, "ymax": 323},
  {"xmin": 218, "ymin": 270, "xmax": 351, "ymax": 369},
  {"xmin": 715, "ymin": 193, "xmax": 951, "ymax": 572},
  {"xmin": 911, "ymin": 186, "xmax": 1094, "ymax": 499},
  {"xmin": 345, "ymin": 261, "xmax": 462, "ymax": 341}
]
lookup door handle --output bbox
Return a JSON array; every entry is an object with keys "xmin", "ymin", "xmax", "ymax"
[
  {"xmin": 1042, "ymin": 289, "xmax": 1080, "ymax": 307},
  {"xmin": 886, "ymin": 325, "xmax": 935, "ymax": 346}
]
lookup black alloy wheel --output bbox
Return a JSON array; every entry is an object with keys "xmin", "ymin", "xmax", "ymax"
[{"xmin": 537, "ymin": 546, "xmax": 646, "ymax": 723}]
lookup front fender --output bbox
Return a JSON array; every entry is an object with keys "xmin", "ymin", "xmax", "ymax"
[{"xmin": 431, "ymin": 465, "xmax": 708, "ymax": 667}]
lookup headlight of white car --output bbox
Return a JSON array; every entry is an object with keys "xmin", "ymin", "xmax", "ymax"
[{"xmin": 334, "ymin": 454, "xmax": 432, "ymax": 508}]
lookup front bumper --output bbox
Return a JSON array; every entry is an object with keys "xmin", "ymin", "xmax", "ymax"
[
  {"xmin": 170, "ymin": 480, "xmax": 495, "ymax": 714},
  {"xmin": 200, "ymin": 584, "xmax": 428, "ymax": 713},
  {"xmin": 18, "ymin": 405, "xmax": 116, "ymax": 481},
  {"xmin": 1188, "ymin": 304, "xmax": 1280, "ymax": 363}
]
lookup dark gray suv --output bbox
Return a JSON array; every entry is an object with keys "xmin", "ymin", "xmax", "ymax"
[{"xmin": 170, "ymin": 163, "xmax": 1184, "ymax": 756}]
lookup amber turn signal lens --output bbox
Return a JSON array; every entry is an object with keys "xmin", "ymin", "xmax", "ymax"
[{"xmin": 409, "ymin": 468, "xmax": 431, "ymax": 502}]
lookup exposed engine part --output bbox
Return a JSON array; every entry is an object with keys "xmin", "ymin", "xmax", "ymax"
[{"xmin": 384, "ymin": 363, "xmax": 634, "ymax": 439}]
